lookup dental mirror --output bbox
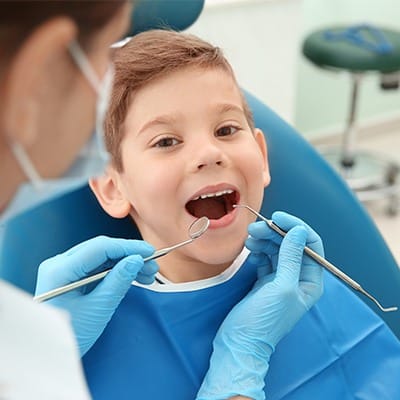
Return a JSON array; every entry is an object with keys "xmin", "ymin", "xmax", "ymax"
[
  {"xmin": 234, "ymin": 204, "xmax": 398, "ymax": 313},
  {"xmin": 34, "ymin": 216, "xmax": 210, "ymax": 303},
  {"xmin": 187, "ymin": 216, "xmax": 210, "ymax": 239}
]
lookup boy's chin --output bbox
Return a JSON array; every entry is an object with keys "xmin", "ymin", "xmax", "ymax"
[{"xmin": 196, "ymin": 242, "xmax": 245, "ymax": 267}]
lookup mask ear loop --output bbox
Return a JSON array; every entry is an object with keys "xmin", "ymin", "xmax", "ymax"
[
  {"xmin": 95, "ymin": 64, "xmax": 114, "ymax": 163},
  {"xmin": 8, "ymin": 140, "xmax": 44, "ymax": 189},
  {"xmin": 68, "ymin": 40, "xmax": 112, "ymax": 165},
  {"xmin": 68, "ymin": 40, "xmax": 102, "ymax": 92}
]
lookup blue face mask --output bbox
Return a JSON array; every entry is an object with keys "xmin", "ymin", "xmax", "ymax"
[{"xmin": 1, "ymin": 40, "xmax": 113, "ymax": 223}]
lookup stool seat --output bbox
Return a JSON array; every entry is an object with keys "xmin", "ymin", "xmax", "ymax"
[{"xmin": 303, "ymin": 25, "xmax": 400, "ymax": 72}]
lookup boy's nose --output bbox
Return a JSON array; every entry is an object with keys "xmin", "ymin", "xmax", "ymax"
[
  {"xmin": 193, "ymin": 140, "xmax": 225, "ymax": 171},
  {"xmin": 197, "ymin": 158, "xmax": 223, "ymax": 170}
]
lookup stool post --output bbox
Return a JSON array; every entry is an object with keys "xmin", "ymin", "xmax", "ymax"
[{"xmin": 341, "ymin": 73, "xmax": 361, "ymax": 169}]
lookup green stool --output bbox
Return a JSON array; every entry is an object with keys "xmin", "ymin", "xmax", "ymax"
[{"xmin": 302, "ymin": 24, "xmax": 400, "ymax": 214}]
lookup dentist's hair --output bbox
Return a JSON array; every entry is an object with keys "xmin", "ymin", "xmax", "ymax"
[
  {"xmin": 0, "ymin": 1, "xmax": 127, "ymax": 57},
  {"xmin": 105, "ymin": 29, "xmax": 255, "ymax": 171}
]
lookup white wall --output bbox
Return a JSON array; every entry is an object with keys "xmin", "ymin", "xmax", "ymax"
[{"xmin": 187, "ymin": 0, "xmax": 303, "ymax": 124}]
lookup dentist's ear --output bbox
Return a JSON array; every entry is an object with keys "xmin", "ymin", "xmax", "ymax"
[
  {"xmin": 254, "ymin": 128, "xmax": 271, "ymax": 187},
  {"xmin": 89, "ymin": 168, "xmax": 132, "ymax": 219},
  {"xmin": 3, "ymin": 17, "xmax": 77, "ymax": 146}
]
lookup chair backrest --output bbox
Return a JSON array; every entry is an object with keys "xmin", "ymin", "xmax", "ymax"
[
  {"xmin": 245, "ymin": 91, "xmax": 400, "ymax": 338},
  {"xmin": 0, "ymin": 185, "xmax": 137, "ymax": 294},
  {"xmin": 1, "ymin": 91, "xmax": 399, "ymax": 338}
]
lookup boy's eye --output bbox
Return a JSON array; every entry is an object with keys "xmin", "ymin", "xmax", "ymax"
[
  {"xmin": 153, "ymin": 137, "xmax": 181, "ymax": 148},
  {"xmin": 215, "ymin": 125, "xmax": 240, "ymax": 137}
]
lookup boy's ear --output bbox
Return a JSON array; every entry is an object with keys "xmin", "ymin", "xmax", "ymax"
[
  {"xmin": 254, "ymin": 128, "xmax": 271, "ymax": 188},
  {"xmin": 89, "ymin": 169, "xmax": 132, "ymax": 219}
]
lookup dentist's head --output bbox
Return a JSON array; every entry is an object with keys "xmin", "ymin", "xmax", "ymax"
[{"xmin": 0, "ymin": 1, "xmax": 132, "ymax": 215}]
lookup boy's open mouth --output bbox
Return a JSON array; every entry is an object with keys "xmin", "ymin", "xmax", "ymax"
[{"xmin": 185, "ymin": 189, "xmax": 238, "ymax": 220}]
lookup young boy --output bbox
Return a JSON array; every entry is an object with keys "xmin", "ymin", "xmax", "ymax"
[{"xmin": 85, "ymin": 30, "xmax": 400, "ymax": 399}]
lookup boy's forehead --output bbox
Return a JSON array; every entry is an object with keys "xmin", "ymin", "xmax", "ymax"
[
  {"xmin": 124, "ymin": 66, "xmax": 244, "ymax": 129},
  {"xmin": 130, "ymin": 65, "xmax": 238, "ymax": 97}
]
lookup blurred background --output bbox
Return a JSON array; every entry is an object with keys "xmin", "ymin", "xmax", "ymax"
[{"xmin": 187, "ymin": 0, "xmax": 400, "ymax": 262}]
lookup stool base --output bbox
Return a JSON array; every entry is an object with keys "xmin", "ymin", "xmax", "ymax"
[{"xmin": 319, "ymin": 147, "xmax": 400, "ymax": 215}]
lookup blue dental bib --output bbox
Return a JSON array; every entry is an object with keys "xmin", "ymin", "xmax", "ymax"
[{"xmin": 83, "ymin": 259, "xmax": 400, "ymax": 399}]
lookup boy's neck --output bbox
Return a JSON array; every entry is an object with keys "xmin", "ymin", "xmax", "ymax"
[{"xmin": 157, "ymin": 258, "xmax": 234, "ymax": 283}]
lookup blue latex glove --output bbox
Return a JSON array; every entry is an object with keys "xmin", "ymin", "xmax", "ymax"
[
  {"xmin": 35, "ymin": 236, "xmax": 158, "ymax": 356},
  {"xmin": 197, "ymin": 212, "xmax": 323, "ymax": 400}
]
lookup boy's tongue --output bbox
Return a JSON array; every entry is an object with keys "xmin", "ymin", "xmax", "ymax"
[{"xmin": 187, "ymin": 197, "xmax": 226, "ymax": 220}]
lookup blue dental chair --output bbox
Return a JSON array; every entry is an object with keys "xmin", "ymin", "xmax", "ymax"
[
  {"xmin": 1, "ymin": 0, "xmax": 399, "ymax": 340},
  {"xmin": 130, "ymin": 0, "xmax": 205, "ymax": 35},
  {"xmin": 1, "ymin": 90, "xmax": 399, "ymax": 338}
]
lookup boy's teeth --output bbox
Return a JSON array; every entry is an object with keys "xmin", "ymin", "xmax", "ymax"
[{"xmin": 194, "ymin": 189, "xmax": 233, "ymax": 200}]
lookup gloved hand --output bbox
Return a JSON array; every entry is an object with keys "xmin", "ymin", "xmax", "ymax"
[
  {"xmin": 196, "ymin": 212, "xmax": 324, "ymax": 400},
  {"xmin": 35, "ymin": 236, "xmax": 158, "ymax": 356}
]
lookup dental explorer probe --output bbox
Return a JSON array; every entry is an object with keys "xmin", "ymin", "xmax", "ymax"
[
  {"xmin": 234, "ymin": 204, "xmax": 398, "ymax": 313},
  {"xmin": 34, "ymin": 217, "xmax": 210, "ymax": 303}
]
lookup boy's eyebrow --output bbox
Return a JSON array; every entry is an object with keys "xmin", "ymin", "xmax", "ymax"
[
  {"xmin": 136, "ymin": 103, "xmax": 244, "ymax": 136},
  {"xmin": 214, "ymin": 103, "xmax": 245, "ymax": 115},
  {"xmin": 137, "ymin": 114, "xmax": 179, "ymax": 136}
]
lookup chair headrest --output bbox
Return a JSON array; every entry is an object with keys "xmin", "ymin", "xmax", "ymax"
[{"xmin": 129, "ymin": 0, "xmax": 205, "ymax": 36}]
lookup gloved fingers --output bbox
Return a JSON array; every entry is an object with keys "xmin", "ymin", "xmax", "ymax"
[
  {"xmin": 247, "ymin": 221, "xmax": 283, "ymax": 245},
  {"xmin": 90, "ymin": 254, "xmax": 145, "ymax": 300},
  {"xmin": 272, "ymin": 211, "xmax": 324, "ymax": 257},
  {"xmin": 65, "ymin": 237, "xmax": 155, "ymax": 271},
  {"xmin": 39, "ymin": 236, "xmax": 155, "ymax": 285},
  {"xmin": 299, "ymin": 265, "xmax": 324, "ymax": 308},
  {"xmin": 141, "ymin": 259, "xmax": 159, "ymax": 276},
  {"xmin": 247, "ymin": 251, "xmax": 271, "ymax": 267},
  {"xmin": 299, "ymin": 264, "xmax": 324, "ymax": 288},
  {"xmin": 245, "ymin": 235, "xmax": 279, "ymax": 254},
  {"xmin": 257, "ymin": 256, "xmax": 273, "ymax": 279},
  {"xmin": 136, "ymin": 273, "xmax": 157, "ymax": 285},
  {"xmin": 136, "ymin": 260, "xmax": 159, "ymax": 285},
  {"xmin": 274, "ymin": 225, "xmax": 308, "ymax": 286},
  {"xmin": 253, "ymin": 270, "xmax": 277, "ymax": 291}
]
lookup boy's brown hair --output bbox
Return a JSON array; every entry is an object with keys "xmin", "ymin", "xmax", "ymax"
[{"xmin": 105, "ymin": 29, "xmax": 255, "ymax": 171}]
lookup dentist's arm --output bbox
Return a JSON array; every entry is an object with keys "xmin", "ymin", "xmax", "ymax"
[
  {"xmin": 197, "ymin": 212, "xmax": 324, "ymax": 400},
  {"xmin": 35, "ymin": 236, "xmax": 158, "ymax": 356}
]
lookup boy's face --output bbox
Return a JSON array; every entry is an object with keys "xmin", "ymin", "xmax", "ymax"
[{"xmin": 94, "ymin": 66, "xmax": 270, "ymax": 281}]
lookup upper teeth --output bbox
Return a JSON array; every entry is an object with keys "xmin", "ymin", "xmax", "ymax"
[{"xmin": 193, "ymin": 189, "xmax": 234, "ymax": 200}]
